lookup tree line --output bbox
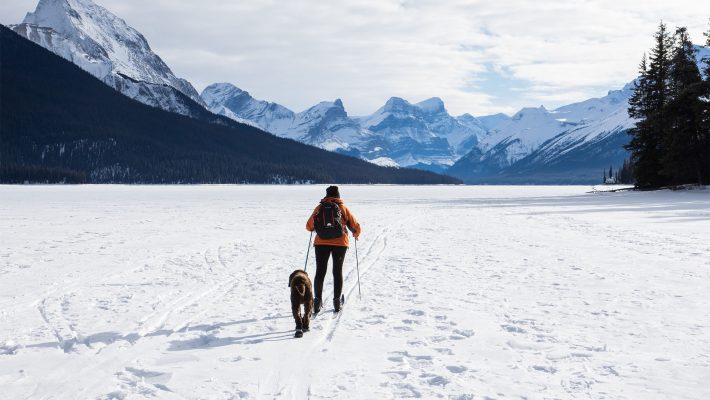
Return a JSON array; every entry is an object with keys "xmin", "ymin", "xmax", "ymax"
[
  {"xmin": 603, "ymin": 159, "xmax": 635, "ymax": 184},
  {"xmin": 626, "ymin": 21, "xmax": 710, "ymax": 188}
]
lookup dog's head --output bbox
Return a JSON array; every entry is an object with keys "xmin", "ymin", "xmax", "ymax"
[{"xmin": 289, "ymin": 269, "xmax": 305, "ymax": 287}]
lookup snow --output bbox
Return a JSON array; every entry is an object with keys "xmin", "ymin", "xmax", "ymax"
[
  {"xmin": 415, "ymin": 97, "xmax": 446, "ymax": 113},
  {"xmin": 1, "ymin": 185, "xmax": 709, "ymax": 399},
  {"xmin": 367, "ymin": 157, "xmax": 400, "ymax": 168}
]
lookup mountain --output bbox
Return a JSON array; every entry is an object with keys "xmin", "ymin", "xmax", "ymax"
[
  {"xmin": 290, "ymin": 99, "xmax": 372, "ymax": 155},
  {"xmin": 201, "ymin": 83, "xmax": 295, "ymax": 133},
  {"xmin": 449, "ymin": 84, "xmax": 635, "ymax": 183},
  {"xmin": 10, "ymin": 0, "xmax": 207, "ymax": 117},
  {"xmin": 202, "ymin": 84, "xmax": 373, "ymax": 155},
  {"xmin": 357, "ymin": 97, "xmax": 484, "ymax": 169},
  {"xmin": 204, "ymin": 87, "xmax": 486, "ymax": 171},
  {"xmin": 0, "ymin": 26, "xmax": 461, "ymax": 185}
]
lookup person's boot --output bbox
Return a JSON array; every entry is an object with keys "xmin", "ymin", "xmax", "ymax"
[
  {"xmin": 333, "ymin": 296, "xmax": 341, "ymax": 313},
  {"xmin": 313, "ymin": 297, "xmax": 321, "ymax": 314}
]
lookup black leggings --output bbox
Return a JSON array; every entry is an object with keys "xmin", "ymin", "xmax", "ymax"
[{"xmin": 314, "ymin": 245, "xmax": 347, "ymax": 300}]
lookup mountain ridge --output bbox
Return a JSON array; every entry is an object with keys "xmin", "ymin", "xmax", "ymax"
[{"xmin": 203, "ymin": 86, "xmax": 485, "ymax": 170}]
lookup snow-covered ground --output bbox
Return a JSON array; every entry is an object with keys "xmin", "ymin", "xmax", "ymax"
[{"xmin": 1, "ymin": 185, "xmax": 709, "ymax": 399}]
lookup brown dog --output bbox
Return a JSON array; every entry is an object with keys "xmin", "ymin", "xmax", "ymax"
[{"xmin": 288, "ymin": 269, "xmax": 313, "ymax": 338}]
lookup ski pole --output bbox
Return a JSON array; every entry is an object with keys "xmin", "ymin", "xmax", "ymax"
[
  {"xmin": 355, "ymin": 237, "xmax": 362, "ymax": 300},
  {"xmin": 304, "ymin": 231, "xmax": 313, "ymax": 272}
]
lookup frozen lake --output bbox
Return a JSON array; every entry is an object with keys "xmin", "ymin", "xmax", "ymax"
[{"xmin": 1, "ymin": 185, "xmax": 709, "ymax": 399}]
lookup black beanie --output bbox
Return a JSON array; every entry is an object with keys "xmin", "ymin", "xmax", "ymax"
[{"xmin": 326, "ymin": 185, "xmax": 340, "ymax": 198}]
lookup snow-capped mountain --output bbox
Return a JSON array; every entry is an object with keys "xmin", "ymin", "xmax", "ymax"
[
  {"xmin": 449, "ymin": 83, "xmax": 636, "ymax": 182},
  {"xmin": 201, "ymin": 83, "xmax": 294, "ymax": 134},
  {"xmin": 203, "ymin": 87, "xmax": 484, "ymax": 169},
  {"xmin": 201, "ymin": 83, "xmax": 372, "ymax": 153},
  {"xmin": 355, "ymin": 97, "xmax": 484, "ymax": 168},
  {"xmin": 290, "ymin": 99, "xmax": 373, "ymax": 154},
  {"xmin": 470, "ymin": 83, "xmax": 634, "ymax": 169},
  {"xmin": 11, "ymin": 0, "xmax": 206, "ymax": 116}
]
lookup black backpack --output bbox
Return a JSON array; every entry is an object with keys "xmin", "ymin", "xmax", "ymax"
[{"xmin": 314, "ymin": 200, "xmax": 344, "ymax": 239}]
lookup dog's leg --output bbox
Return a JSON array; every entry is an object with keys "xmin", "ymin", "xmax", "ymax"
[
  {"xmin": 293, "ymin": 302, "xmax": 305, "ymax": 338},
  {"xmin": 292, "ymin": 301, "xmax": 303, "ymax": 331},
  {"xmin": 303, "ymin": 301, "xmax": 312, "ymax": 331}
]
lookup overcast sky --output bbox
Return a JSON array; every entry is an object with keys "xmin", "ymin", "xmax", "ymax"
[{"xmin": 2, "ymin": 0, "xmax": 709, "ymax": 116}]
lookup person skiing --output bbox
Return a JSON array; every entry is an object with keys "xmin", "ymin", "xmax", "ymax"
[{"xmin": 306, "ymin": 185, "xmax": 361, "ymax": 313}]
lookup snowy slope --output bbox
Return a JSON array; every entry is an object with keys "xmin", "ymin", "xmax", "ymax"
[
  {"xmin": 11, "ymin": 0, "xmax": 206, "ymax": 116},
  {"xmin": 530, "ymin": 89, "xmax": 634, "ymax": 164},
  {"xmin": 509, "ymin": 84, "xmax": 635, "ymax": 164},
  {"xmin": 2, "ymin": 185, "xmax": 709, "ymax": 399},
  {"xmin": 481, "ymin": 106, "xmax": 573, "ymax": 162}
]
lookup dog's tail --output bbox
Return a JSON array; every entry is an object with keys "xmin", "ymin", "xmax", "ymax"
[{"xmin": 296, "ymin": 283, "xmax": 306, "ymax": 297}]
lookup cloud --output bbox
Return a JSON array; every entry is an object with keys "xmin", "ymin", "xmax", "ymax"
[{"xmin": 1, "ymin": 0, "xmax": 709, "ymax": 116}]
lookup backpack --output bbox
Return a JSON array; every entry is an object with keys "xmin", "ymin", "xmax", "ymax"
[{"xmin": 314, "ymin": 200, "xmax": 344, "ymax": 239}]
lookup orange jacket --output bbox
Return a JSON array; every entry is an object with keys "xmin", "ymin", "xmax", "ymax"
[{"xmin": 306, "ymin": 197, "xmax": 361, "ymax": 247}]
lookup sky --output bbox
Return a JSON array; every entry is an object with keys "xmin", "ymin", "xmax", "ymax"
[{"xmin": 2, "ymin": 0, "xmax": 709, "ymax": 116}]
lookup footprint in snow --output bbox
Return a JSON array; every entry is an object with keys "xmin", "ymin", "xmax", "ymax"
[
  {"xmin": 446, "ymin": 365, "xmax": 467, "ymax": 373},
  {"xmin": 532, "ymin": 365, "xmax": 557, "ymax": 374},
  {"xmin": 423, "ymin": 374, "xmax": 449, "ymax": 386},
  {"xmin": 501, "ymin": 324, "xmax": 526, "ymax": 333}
]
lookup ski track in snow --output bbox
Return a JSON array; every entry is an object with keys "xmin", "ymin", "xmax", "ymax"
[{"xmin": 1, "ymin": 185, "xmax": 709, "ymax": 399}]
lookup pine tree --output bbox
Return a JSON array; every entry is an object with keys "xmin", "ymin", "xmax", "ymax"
[
  {"xmin": 663, "ymin": 27, "xmax": 704, "ymax": 184},
  {"xmin": 626, "ymin": 22, "xmax": 673, "ymax": 188},
  {"xmin": 618, "ymin": 158, "xmax": 635, "ymax": 184},
  {"xmin": 625, "ymin": 54, "xmax": 660, "ymax": 187}
]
